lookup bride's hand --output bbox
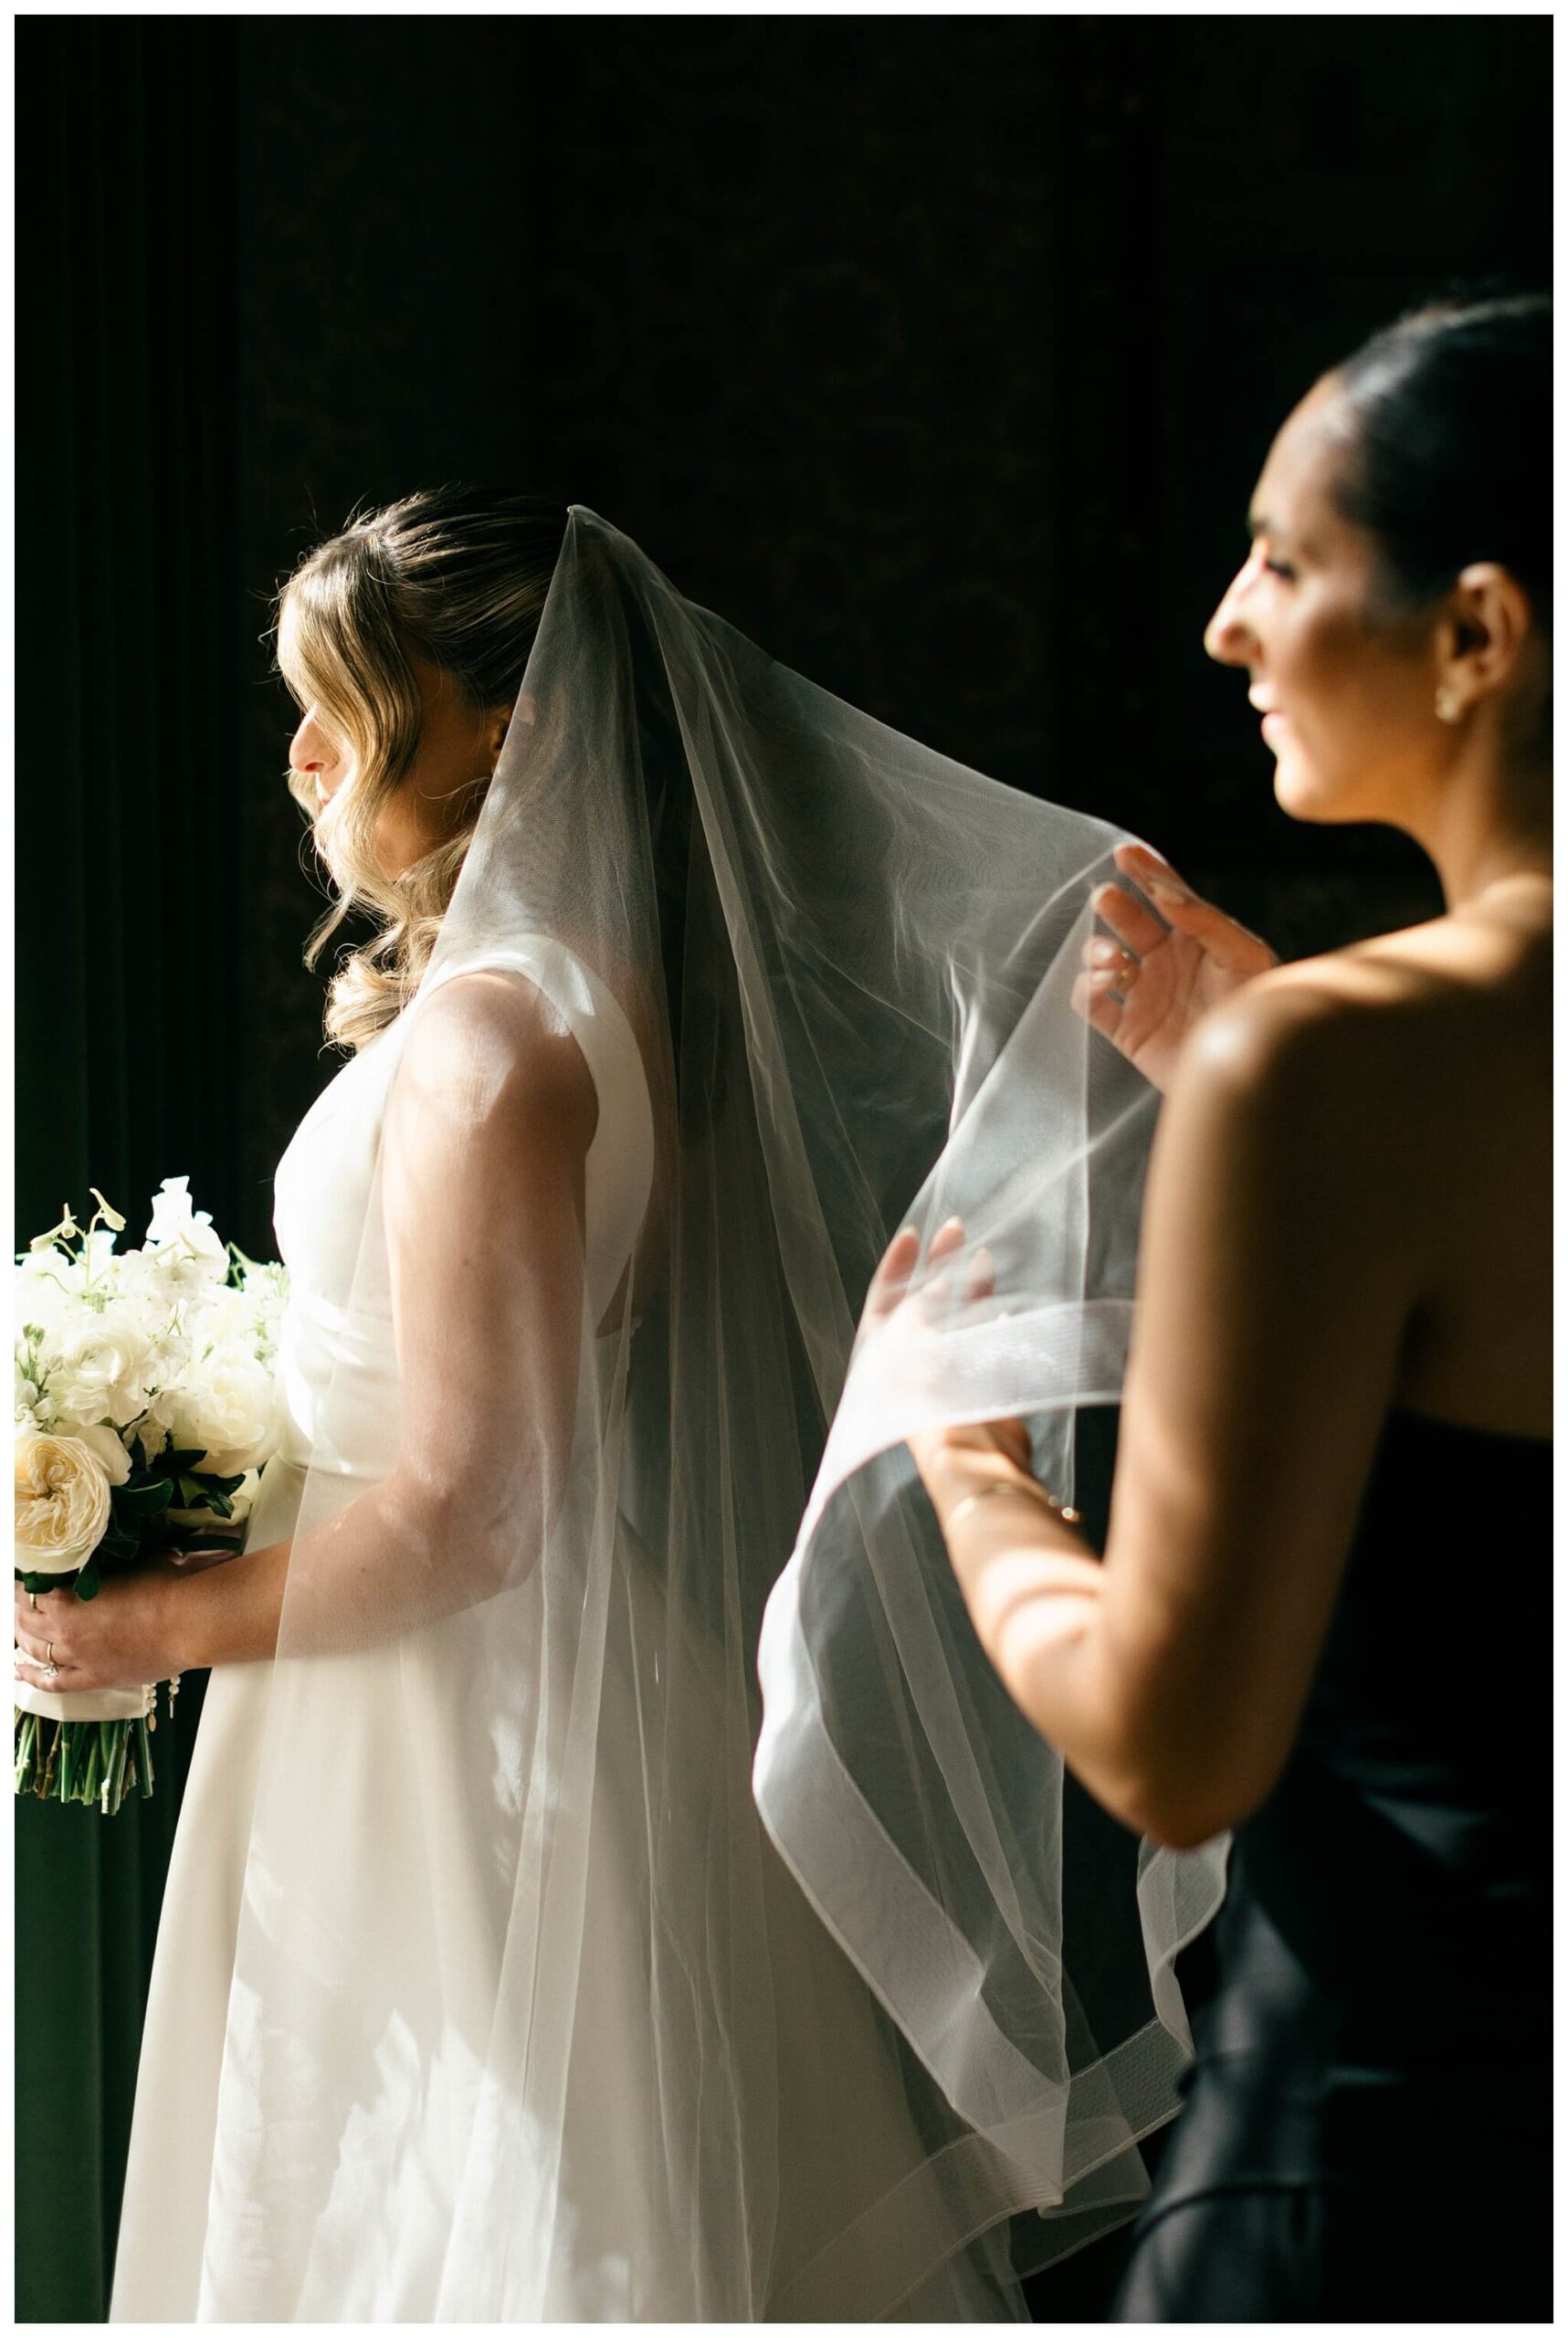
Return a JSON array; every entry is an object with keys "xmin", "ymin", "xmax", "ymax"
[
  {"xmin": 1073, "ymin": 841, "xmax": 1279, "ymax": 1094},
  {"xmin": 14, "ymin": 1559, "xmax": 190, "ymax": 1693}
]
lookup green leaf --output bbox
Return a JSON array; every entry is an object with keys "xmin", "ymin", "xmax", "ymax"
[
  {"xmin": 15, "ymin": 1569, "xmax": 68, "ymax": 1597},
  {"xmin": 72, "ymin": 1555, "xmax": 102, "ymax": 1602},
  {"xmin": 113, "ymin": 1478, "xmax": 174, "ymax": 1518}
]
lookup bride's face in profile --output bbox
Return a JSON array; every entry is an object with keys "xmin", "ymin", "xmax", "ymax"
[
  {"xmin": 289, "ymin": 657, "xmax": 513, "ymax": 880},
  {"xmin": 1202, "ymin": 377, "xmax": 1450, "ymax": 828}
]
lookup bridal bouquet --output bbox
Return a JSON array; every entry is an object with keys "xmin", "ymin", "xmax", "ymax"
[{"xmin": 14, "ymin": 1181, "xmax": 289, "ymax": 1815}]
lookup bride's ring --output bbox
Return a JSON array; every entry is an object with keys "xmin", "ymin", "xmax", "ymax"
[
  {"xmin": 42, "ymin": 1641, "xmax": 59, "ymax": 1681},
  {"xmin": 1112, "ymin": 951, "xmax": 1140, "ymax": 991},
  {"xmin": 26, "ymin": 1591, "xmax": 38, "ymax": 1609}
]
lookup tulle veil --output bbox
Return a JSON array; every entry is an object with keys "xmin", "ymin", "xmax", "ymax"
[{"xmin": 200, "ymin": 507, "xmax": 1224, "ymax": 2318}]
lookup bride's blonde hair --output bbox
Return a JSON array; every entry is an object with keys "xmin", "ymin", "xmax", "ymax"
[{"xmin": 276, "ymin": 486, "xmax": 569, "ymax": 1050}]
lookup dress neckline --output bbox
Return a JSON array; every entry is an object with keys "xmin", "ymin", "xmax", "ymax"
[{"xmin": 1383, "ymin": 1403, "xmax": 1551, "ymax": 1450}]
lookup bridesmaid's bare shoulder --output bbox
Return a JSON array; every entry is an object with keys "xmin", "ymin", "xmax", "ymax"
[{"xmin": 1191, "ymin": 877, "xmax": 1550, "ymax": 1084}]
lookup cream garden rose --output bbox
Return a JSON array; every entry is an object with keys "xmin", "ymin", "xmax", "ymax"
[{"xmin": 15, "ymin": 1429, "xmax": 114, "ymax": 1574}]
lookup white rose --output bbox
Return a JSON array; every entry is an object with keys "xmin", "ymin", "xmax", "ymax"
[
  {"xmin": 168, "ymin": 1344, "xmax": 280, "ymax": 1477},
  {"xmin": 71, "ymin": 1419, "xmax": 133, "ymax": 1487},
  {"xmin": 14, "ymin": 1430, "xmax": 113, "ymax": 1574},
  {"xmin": 132, "ymin": 1412, "xmax": 170, "ymax": 1465},
  {"xmin": 228, "ymin": 1468, "xmax": 259, "ymax": 1529},
  {"xmin": 144, "ymin": 1178, "xmax": 229, "ymax": 1286}
]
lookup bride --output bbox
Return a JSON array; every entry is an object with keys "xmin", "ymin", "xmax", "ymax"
[{"xmin": 16, "ymin": 493, "xmax": 1208, "ymax": 2320}]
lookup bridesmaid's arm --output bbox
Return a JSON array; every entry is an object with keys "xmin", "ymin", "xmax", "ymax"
[{"xmin": 921, "ymin": 966, "xmax": 1422, "ymax": 1848}]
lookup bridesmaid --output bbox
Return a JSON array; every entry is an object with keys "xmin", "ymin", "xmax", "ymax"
[{"xmin": 890, "ymin": 295, "xmax": 1551, "ymax": 2320}]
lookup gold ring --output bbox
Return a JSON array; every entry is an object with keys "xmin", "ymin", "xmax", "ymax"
[{"xmin": 943, "ymin": 1478, "xmax": 1082, "ymax": 1534}]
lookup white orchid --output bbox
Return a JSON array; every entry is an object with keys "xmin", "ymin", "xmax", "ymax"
[{"xmin": 143, "ymin": 1177, "xmax": 229, "ymax": 1287}]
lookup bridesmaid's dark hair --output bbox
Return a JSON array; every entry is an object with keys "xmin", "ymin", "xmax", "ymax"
[{"xmin": 1328, "ymin": 294, "xmax": 1552, "ymax": 632}]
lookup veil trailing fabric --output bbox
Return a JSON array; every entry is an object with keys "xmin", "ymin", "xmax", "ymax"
[{"xmin": 199, "ymin": 509, "xmax": 1223, "ymax": 2320}]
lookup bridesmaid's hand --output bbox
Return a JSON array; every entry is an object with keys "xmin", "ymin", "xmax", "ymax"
[
  {"xmin": 866, "ymin": 1219, "xmax": 1038, "ymax": 1506},
  {"xmin": 14, "ymin": 1559, "xmax": 191, "ymax": 1693},
  {"xmin": 1073, "ymin": 841, "xmax": 1279, "ymax": 1094}
]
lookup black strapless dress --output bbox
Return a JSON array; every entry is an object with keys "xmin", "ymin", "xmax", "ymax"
[{"xmin": 1112, "ymin": 1409, "xmax": 1552, "ymax": 2323}]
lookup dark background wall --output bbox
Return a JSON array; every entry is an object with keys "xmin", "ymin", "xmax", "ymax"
[{"xmin": 15, "ymin": 16, "xmax": 1552, "ymax": 2322}]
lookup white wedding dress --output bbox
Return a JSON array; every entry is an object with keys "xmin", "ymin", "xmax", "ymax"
[{"xmin": 110, "ymin": 943, "xmax": 1015, "ymax": 2323}]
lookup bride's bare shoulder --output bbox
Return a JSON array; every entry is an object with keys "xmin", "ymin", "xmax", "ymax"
[{"xmin": 394, "ymin": 965, "xmax": 598, "ymax": 1140}]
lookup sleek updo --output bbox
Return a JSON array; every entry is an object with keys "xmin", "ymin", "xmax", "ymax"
[{"xmin": 1327, "ymin": 294, "xmax": 1551, "ymax": 631}]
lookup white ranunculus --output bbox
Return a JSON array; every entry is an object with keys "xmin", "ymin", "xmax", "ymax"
[
  {"xmin": 15, "ymin": 1430, "xmax": 114, "ymax": 1573},
  {"xmin": 168, "ymin": 1343, "xmax": 281, "ymax": 1477},
  {"xmin": 144, "ymin": 1178, "xmax": 229, "ymax": 1285},
  {"xmin": 51, "ymin": 1310, "xmax": 159, "ymax": 1431}
]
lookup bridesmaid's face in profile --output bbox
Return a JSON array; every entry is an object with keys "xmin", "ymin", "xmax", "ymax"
[
  {"xmin": 1203, "ymin": 377, "xmax": 1445, "ymax": 828},
  {"xmin": 288, "ymin": 658, "xmax": 512, "ymax": 880}
]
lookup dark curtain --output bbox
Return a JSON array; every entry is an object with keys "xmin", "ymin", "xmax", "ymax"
[
  {"xmin": 15, "ymin": 21, "xmax": 237, "ymax": 2322},
  {"xmin": 15, "ymin": 15, "xmax": 1552, "ymax": 2325}
]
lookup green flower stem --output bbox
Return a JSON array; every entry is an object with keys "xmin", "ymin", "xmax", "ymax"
[
  {"xmin": 106, "ymin": 1725, "xmax": 129, "ymax": 1813},
  {"xmin": 15, "ymin": 1711, "xmax": 37, "ymax": 1793}
]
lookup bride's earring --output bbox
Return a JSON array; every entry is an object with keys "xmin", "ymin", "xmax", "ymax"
[{"xmin": 1435, "ymin": 685, "xmax": 1463, "ymax": 723}]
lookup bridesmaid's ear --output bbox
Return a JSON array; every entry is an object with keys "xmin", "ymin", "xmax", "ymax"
[{"xmin": 1432, "ymin": 563, "xmax": 1544, "ymax": 730}]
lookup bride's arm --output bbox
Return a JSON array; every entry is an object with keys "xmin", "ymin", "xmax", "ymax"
[
  {"xmin": 275, "ymin": 966, "xmax": 598, "ymax": 1654},
  {"xmin": 16, "ymin": 972, "xmax": 598, "ymax": 1685}
]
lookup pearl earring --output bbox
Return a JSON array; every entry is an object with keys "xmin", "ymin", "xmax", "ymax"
[{"xmin": 1435, "ymin": 686, "xmax": 1462, "ymax": 723}]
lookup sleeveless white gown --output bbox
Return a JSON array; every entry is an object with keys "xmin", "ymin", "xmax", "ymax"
[{"xmin": 110, "ymin": 947, "xmax": 1014, "ymax": 2323}]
